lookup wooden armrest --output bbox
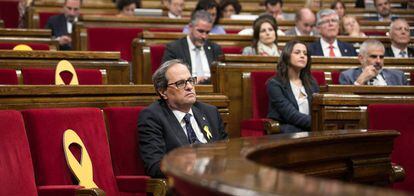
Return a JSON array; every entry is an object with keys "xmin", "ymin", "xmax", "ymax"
[
  {"xmin": 147, "ymin": 178, "xmax": 167, "ymax": 196},
  {"xmin": 389, "ymin": 164, "xmax": 405, "ymax": 183},
  {"xmin": 264, "ymin": 119, "xmax": 280, "ymax": 135},
  {"xmin": 75, "ymin": 188, "xmax": 105, "ymax": 196}
]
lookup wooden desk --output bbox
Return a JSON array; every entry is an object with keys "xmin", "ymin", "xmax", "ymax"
[
  {"xmin": 0, "ymin": 28, "xmax": 52, "ymax": 38},
  {"xmin": 0, "ymin": 50, "xmax": 130, "ymax": 84},
  {"xmin": 0, "ymin": 37, "xmax": 59, "ymax": 50},
  {"xmin": 162, "ymin": 129, "xmax": 408, "ymax": 195},
  {"xmin": 312, "ymin": 86, "xmax": 414, "ymax": 131}
]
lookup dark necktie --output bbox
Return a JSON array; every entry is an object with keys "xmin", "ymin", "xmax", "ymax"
[
  {"xmin": 183, "ymin": 113, "xmax": 200, "ymax": 144},
  {"xmin": 399, "ymin": 51, "xmax": 407, "ymax": 58}
]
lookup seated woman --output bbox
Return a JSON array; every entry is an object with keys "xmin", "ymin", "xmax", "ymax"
[
  {"xmin": 183, "ymin": 0, "xmax": 226, "ymax": 34},
  {"xmin": 267, "ymin": 40, "xmax": 319, "ymax": 133},
  {"xmin": 220, "ymin": 0, "xmax": 242, "ymax": 18},
  {"xmin": 341, "ymin": 15, "xmax": 366, "ymax": 37},
  {"xmin": 242, "ymin": 16, "xmax": 280, "ymax": 56},
  {"xmin": 116, "ymin": 0, "xmax": 141, "ymax": 17}
]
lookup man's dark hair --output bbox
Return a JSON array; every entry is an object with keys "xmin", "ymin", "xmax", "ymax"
[
  {"xmin": 219, "ymin": 0, "xmax": 242, "ymax": 14},
  {"xmin": 116, "ymin": 0, "xmax": 141, "ymax": 10},
  {"xmin": 193, "ymin": 0, "xmax": 221, "ymax": 25},
  {"xmin": 264, "ymin": 0, "xmax": 283, "ymax": 7}
]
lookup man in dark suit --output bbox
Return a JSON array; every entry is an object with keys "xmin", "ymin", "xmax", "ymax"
[
  {"xmin": 308, "ymin": 9, "xmax": 357, "ymax": 57},
  {"xmin": 45, "ymin": 0, "xmax": 81, "ymax": 50},
  {"xmin": 285, "ymin": 8, "xmax": 316, "ymax": 36},
  {"xmin": 365, "ymin": 0, "xmax": 397, "ymax": 21},
  {"xmin": 138, "ymin": 59, "xmax": 228, "ymax": 178},
  {"xmin": 385, "ymin": 19, "xmax": 414, "ymax": 58},
  {"xmin": 162, "ymin": 10, "xmax": 222, "ymax": 84},
  {"xmin": 339, "ymin": 39, "xmax": 407, "ymax": 85}
]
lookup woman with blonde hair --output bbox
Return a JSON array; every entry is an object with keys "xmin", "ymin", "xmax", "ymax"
[{"xmin": 341, "ymin": 15, "xmax": 366, "ymax": 37}]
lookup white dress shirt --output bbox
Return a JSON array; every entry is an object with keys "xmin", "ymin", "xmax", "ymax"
[
  {"xmin": 168, "ymin": 12, "xmax": 181, "ymax": 19},
  {"xmin": 172, "ymin": 109, "xmax": 207, "ymax": 143},
  {"xmin": 320, "ymin": 38, "xmax": 342, "ymax": 57},
  {"xmin": 295, "ymin": 27, "xmax": 314, "ymax": 36},
  {"xmin": 391, "ymin": 45, "xmax": 408, "ymax": 58},
  {"xmin": 186, "ymin": 36, "xmax": 210, "ymax": 77},
  {"xmin": 66, "ymin": 17, "xmax": 78, "ymax": 34},
  {"xmin": 290, "ymin": 81, "xmax": 309, "ymax": 115}
]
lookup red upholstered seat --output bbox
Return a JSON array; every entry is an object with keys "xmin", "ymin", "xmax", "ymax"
[
  {"xmin": 22, "ymin": 108, "xmax": 119, "ymax": 195},
  {"xmin": 410, "ymin": 72, "xmax": 414, "ymax": 85},
  {"xmin": 104, "ymin": 106, "xmax": 150, "ymax": 195},
  {"xmin": 39, "ymin": 12, "xmax": 59, "ymax": 28},
  {"xmin": 150, "ymin": 44, "xmax": 166, "ymax": 74},
  {"xmin": 87, "ymin": 27, "xmax": 143, "ymax": 61},
  {"xmin": 368, "ymin": 104, "xmax": 414, "ymax": 193},
  {"xmin": 0, "ymin": 110, "xmax": 37, "ymax": 195},
  {"xmin": 0, "ymin": 42, "xmax": 50, "ymax": 50},
  {"xmin": 0, "ymin": 0, "xmax": 19, "ymax": 28},
  {"xmin": 331, "ymin": 70, "xmax": 341, "ymax": 84},
  {"xmin": 222, "ymin": 46, "xmax": 243, "ymax": 54},
  {"xmin": 0, "ymin": 68, "xmax": 18, "ymax": 84},
  {"xmin": 21, "ymin": 68, "xmax": 102, "ymax": 85},
  {"xmin": 241, "ymin": 70, "xmax": 326, "ymax": 137},
  {"xmin": 225, "ymin": 29, "xmax": 241, "ymax": 34}
]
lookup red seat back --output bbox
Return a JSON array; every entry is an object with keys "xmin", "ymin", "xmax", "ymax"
[
  {"xmin": 0, "ymin": 69, "xmax": 18, "ymax": 84},
  {"xmin": 0, "ymin": 42, "xmax": 50, "ymax": 50},
  {"xmin": 0, "ymin": 110, "xmax": 38, "ymax": 195},
  {"xmin": 87, "ymin": 27, "xmax": 143, "ymax": 61},
  {"xmin": 0, "ymin": 0, "xmax": 19, "ymax": 28},
  {"xmin": 410, "ymin": 72, "xmax": 414, "ymax": 85},
  {"xmin": 103, "ymin": 106, "xmax": 147, "ymax": 176},
  {"xmin": 22, "ymin": 107, "xmax": 119, "ymax": 195},
  {"xmin": 222, "ymin": 46, "xmax": 243, "ymax": 54},
  {"xmin": 331, "ymin": 71, "xmax": 341, "ymax": 84},
  {"xmin": 150, "ymin": 44, "xmax": 166, "ymax": 74},
  {"xmin": 39, "ymin": 12, "xmax": 59, "ymax": 28},
  {"xmin": 368, "ymin": 104, "xmax": 414, "ymax": 192},
  {"xmin": 21, "ymin": 68, "xmax": 102, "ymax": 85}
]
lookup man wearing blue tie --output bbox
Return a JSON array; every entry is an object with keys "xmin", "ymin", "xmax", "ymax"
[
  {"xmin": 339, "ymin": 39, "xmax": 408, "ymax": 86},
  {"xmin": 138, "ymin": 59, "xmax": 228, "ymax": 178}
]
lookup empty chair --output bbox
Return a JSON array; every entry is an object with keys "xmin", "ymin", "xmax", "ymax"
[
  {"xmin": 241, "ymin": 70, "xmax": 326, "ymax": 137},
  {"xmin": 103, "ymin": 106, "xmax": 166, "ymax": 196},
  {"xmin": 0, "ymin": 68, "xmax": 18, "ymax": 84},
  {"xmin": 21, "ymin": 68, "xmax": 102, "ymax": 85},
  {"xmin": 368, "ymin": 104, "xmax": 414, "ymax": 193}
]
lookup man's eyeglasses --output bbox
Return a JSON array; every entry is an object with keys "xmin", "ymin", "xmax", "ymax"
[
  {"xmin": 368, "ymin": 54, "xmax": 384, "ymax": 59},
  {"xmin": 318, "ymin": 19, "xmax": 339, "ymax": 26},
  {"xmin": 168, "ymin": 77, "xmax": 197, "ymax": 89},
  {"xmin": 196, "ymin": 29, "xmax": 210, "ymax": 34}
]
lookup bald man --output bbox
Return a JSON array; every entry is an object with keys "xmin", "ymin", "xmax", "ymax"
[
  {"xmin": 285, "ymin": 8, "xmax": 317, "ymax": 36},
  {"xmin": 385, "ymin": 19, "xmax": 414, "ymax": 58}
]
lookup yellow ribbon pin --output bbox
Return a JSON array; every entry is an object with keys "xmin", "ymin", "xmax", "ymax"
[{"xmin": 203, "ymin": 125, "xmax": 212, "ymax": 140}]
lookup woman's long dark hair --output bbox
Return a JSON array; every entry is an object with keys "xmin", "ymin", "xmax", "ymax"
[
  {"xmin": 252, "ymin": 14, "xmax": 278, "ymax": 53},
  {"xmin": 193, "ymin": 0, "xmax": 222, "ymax": 26},
  {"xmin": 276, "ymin": 40, "xmax": 315, "ymax": 89}
]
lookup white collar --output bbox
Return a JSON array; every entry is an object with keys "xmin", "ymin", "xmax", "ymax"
[
  {"xmin": 391, "ymin": 45, "xmax": 408, "ymax": 57},
  {"xmin": 186, "ymin": 35, "xmax": 204, "ymax": 51},
  {"xmin": 320, "ymin": 38, "xmax": 338, "ymax": 49},
  {"xmin": 168, "ymin": 12, "xmax": 181, "ymax": 19},
  {"xmin": 172, "ymin": 108, "xmax": 194, "ymax": 122},
  {"xmin": 295, "ymin": 27, "xmax": 313, "ymax": 36}
]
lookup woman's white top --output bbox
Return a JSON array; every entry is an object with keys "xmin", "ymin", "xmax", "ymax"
[{"xmin": 290, "ymin": 81, "xmax": 309, "ymax": 115}]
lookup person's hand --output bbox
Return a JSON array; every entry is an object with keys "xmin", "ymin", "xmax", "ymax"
[
  {"xmin": 57, "ymin": 35, "xmax": 72, "ymax": 45},
  {"xmin": 355, "ymin": 65, "xmax": 380, "ymax": 85},
  {"xmin": 196, "ymin": 76, "xmax": 210, "ymax": 84}
]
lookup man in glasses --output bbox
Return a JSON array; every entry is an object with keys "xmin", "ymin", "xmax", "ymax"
[
  {"xmin": 285, "ymin": 8, "xmax": 317, "ymax": 36},
  {"xmin": 308, "ymin": 9, "xmax": 357, "ymax": 57},
  {"xmin": 138, "ymin": 59, "xmax": 228, "ymax": 178},
  {"xmin": 339, "ymin": 39, "xmax": 407, "ymax": 85},
  {"xmin": 45, "ymin": 0, "xmax": 81, "ymax": 50},
  {"xmin": 162, "ymin": 10, "xmax": 222, "ymax": 84}
]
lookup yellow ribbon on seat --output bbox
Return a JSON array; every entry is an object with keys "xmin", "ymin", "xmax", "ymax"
[{"xmin": 55, "ymin": 60, "xmax": 79, "ymax": 85}]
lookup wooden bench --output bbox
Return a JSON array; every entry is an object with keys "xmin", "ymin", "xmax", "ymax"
[
  {"xmin": 312, "ymin": 85, "xmax": 414, "ymax": 132},
  {"xmin": 0, "ymin": 50, "xmax": 130, "ymax": 84},
  {"xmin": 0, "ymin": 36, "xmax": 59, "ymax": 50},
  {"xmin": 0, "ymin": 84, "xmax": 230, "ymax": 132},
  {"xmin": 213, "ymin": 54, "xmax": 414, "ymax": 137}
]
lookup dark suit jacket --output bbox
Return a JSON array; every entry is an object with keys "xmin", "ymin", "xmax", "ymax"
[
  {"xmin": 138, "ymin": 100, "xmax": 228, "ymax": 178},
  {"xmin": 267, "ymin": 76, "xmax": 319, "ymax": 133},
  {"xmin": 44, "ymin": 14, "xmax": 71, "ymax": 50},
  {"xmin": 308, "ymin": 39, "xmax": 357, "ymax": 57},
  {"xmin": 339, "ymin": 67, "xmax": 408, "ymax": 85},
  {"xmin": 384, "ymin": 46, "xmax": 414, "ymax": 58},
  {"xmin": 161, "ymin": 37, "xmax": 222, "ymax": 71}
]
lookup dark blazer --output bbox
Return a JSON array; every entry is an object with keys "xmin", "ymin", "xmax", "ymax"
[
  {"xmin": 308, "ymin": 39, "xmax": 357, "ymax": 57},
  {"xmin": 339, "ymin": 67, "xmax": 408, "ymax": 85},
  {"xmin": 267, "ymin": 76, "xmax": 320, "ymax": 133},
  {"xmin": 384, "ymin": 46, "xmax": 414, "ymax": 58},
  {"xmin": 138, "ymin": 100, "xmax": 228, "ymax": 178},
  {"xmin": 161, "ymin": 37, "xmax": 222, "ymax": 70},
  {"xmin": 44, "ymin": 14, "xmax": 71, "ymax": 50}
]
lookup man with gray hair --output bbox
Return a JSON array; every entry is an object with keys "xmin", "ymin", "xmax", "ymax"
[
  {"xmin": 308, "ymin": 9, "xmax": 357, "ymax": 57},
  {"xmin": 339, "ymin": 39, "xmax": 407, "ymax": 85},
  {"xmin": 138, "ymin": 59, "xmax": 228, "ymax": 178},
  {"xmin": 385, "ymin": 19, "xmax": 414, "ymax": 58},
  {"xmin": 162, "ymin": 10, "xmax": 223, "ymax": 84}
]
